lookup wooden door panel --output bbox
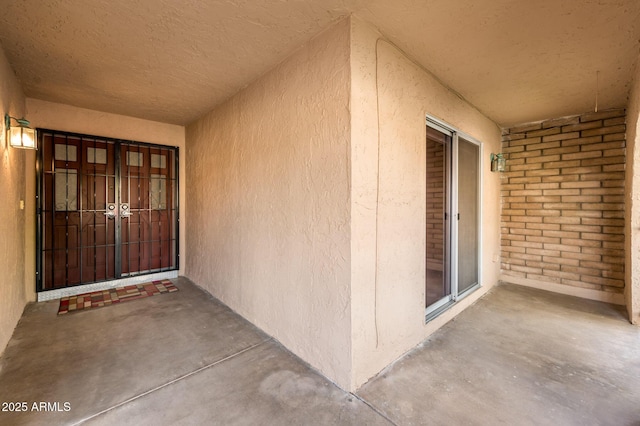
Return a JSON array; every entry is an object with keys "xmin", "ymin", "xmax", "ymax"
[
  {"xmin": 150, "ymin": 240, "xmax": 172, "ymax": 270},
  {"xmin": 150, "ymin": 210, "xmax": 172, "ymax": 269},
  {"xmin": 122, "ymin": 179, "xmax": 150, "ymax": 210},
  {"xmin": 122, "ymin": 214, "xmax": 151, "ymax": 240},
  {"xmin": 121, "ymin": 210, "xmax": 151, "ymax": 274},
  {"xmin": 82, "ymin": 175, "xmax": 115, "ymax": 211},
  {"xmin": 53, "ymin": 215, "xmax": 80, "ymax": 286},
  {"xmin": 121, "ymin": 242, "xmax": 151, "ymax": 273},
  {"xmin": 82, "ymin": 245, "xmax": 116, "ymax": 283},
  {"xmin": 53, "ymin": 249, "xmax": 81, "ymax": 286},
  {"xmin": 80, "ymin": 211, "xmax": 116, "ymax": 282},
  {"xmin": 53, "ymin": 219, "xmax": 79, "ymax": 248},
  {"xmin": 81, "ymin": 212, "xmax": 116, "ymax": 245},
  {"xmin": 122, "ymin": 178, "xmax": 151, "ymax": 276}
]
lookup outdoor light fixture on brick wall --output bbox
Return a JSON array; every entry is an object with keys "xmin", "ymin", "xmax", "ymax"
[
  {"xmin": 5, "ymin": 114, "xmax": 36, "ymax": 149},
  {"xmin": 490, "ymin": 153, "xmax": 505, "ymax": 172}
]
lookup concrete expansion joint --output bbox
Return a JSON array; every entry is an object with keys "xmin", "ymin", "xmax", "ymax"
[
  {"xmin": 70, "ymin": 339, "xmax": 270, "ymax": 425},
  {"xmin": 350, "ymin": 392, "xmax": 398, "ymax": 426}
]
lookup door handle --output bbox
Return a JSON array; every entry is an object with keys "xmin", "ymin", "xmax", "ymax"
[
  {"xmin": 120, "ymin": 203, "xmax": 132, "ymax": 218},
  {"xmin": 104, "ymin": 204, "xmax": 116, "ymax": 220}
]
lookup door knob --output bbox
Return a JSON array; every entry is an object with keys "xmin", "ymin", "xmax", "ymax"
[
  {"xmin": 104, "ymin": 203, "xmax": 116, "ymax": 220},
  {"xmin": 120, "ymin": 203, "xmax": 132, "ymax": 218}
]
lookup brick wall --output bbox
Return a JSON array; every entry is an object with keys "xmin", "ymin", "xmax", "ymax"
[{"xmin": 500, "ymin": 109, "xmax": 626, "ymax": 295}]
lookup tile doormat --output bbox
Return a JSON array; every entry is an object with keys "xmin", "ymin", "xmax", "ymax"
[{"xmin": 58, "ymin": 279, "xmax": 178, "ymax": 315}]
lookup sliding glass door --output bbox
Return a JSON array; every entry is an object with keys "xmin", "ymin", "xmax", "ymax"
[{"xmin": 425, "ymin": 118, "xmax": 481, "ymax": 318}]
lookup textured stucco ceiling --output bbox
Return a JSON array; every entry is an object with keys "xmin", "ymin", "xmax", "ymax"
[{"xmin": 0, "ymin": 0, "xmax": 639, "ymax": 126}]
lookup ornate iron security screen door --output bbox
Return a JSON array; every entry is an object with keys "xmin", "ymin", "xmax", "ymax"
[{"xmin": 37, "ymin": 130, "xmax": 178, "ymax": 291}]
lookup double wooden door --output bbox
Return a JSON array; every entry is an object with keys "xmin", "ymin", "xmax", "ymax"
[{"xmin": 38, "ymin": 130, "xmax": 178, "ymax": 291}]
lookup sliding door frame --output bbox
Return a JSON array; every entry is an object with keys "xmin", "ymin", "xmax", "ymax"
[{"xmin": 425, "ymin": 116, "xmax": 483, "ymax": 321}]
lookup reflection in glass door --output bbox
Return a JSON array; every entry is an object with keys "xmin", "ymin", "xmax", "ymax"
[
  {"xmin": 426, "ymin": 118, "xmax": 481, "ymax": 318},
  {"xmin": 425, "ymin": 126, "xmax": 450, "ymax": 309}
]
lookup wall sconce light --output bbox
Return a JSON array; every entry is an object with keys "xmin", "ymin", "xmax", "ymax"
[
  {"xmin": 490, "ymin": 153, "xmax": 506, "ymax": 172},
  {"xmin": 5, "ymin": 114, "xmax": 36, "ymax": 149}
]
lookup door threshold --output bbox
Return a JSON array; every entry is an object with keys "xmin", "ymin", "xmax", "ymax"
[
  {"xmin": 425, "ymin": 300, "xmax": 455, "ymax": 323},
  {"xmin": 424, "ymin": 283, "xmax": 481, "ymax": 324},
  {"xmin": 37, "ymin": 271, "xmax": 179, "ymax": 302}
]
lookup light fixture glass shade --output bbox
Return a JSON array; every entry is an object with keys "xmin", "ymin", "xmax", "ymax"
[
  {"xmin": 490, "ymin": 153, "xmax": 506, "ymax": 172},
  {"xmin": 8, "ymin": 122, "xmax": 36, "ymax": 149}
]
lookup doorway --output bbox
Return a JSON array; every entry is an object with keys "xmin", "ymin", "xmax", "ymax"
[
  {"xmin": 425, "ymin": 118, "xmax": 480, "ymax": 319},
  {"xmin": 37, "ymin": 130, "xmax": 179, "ymax": 291}
]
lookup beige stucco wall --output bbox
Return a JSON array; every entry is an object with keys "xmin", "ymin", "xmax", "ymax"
[
  {"xmin": 625, "ymin": 60, "xmax": 640, "ymax": 324},
  {"xmin": 0, "ymin": 45, "xmax": 29, "ymax": 356},
  {"xmin": 26, "ymin": 98, "xmax": 187, "ymax": 279},
  {"xmin": 185, "ymin": 19, "xmax": 352, "ymax": 389},
  {"xmin": 349, "ymin": 17, "xmax": 503, "ymax": 389}
]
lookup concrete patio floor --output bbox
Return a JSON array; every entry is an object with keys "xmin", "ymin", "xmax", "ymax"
[{"xmin": 0, "ymin": 278, "xmax": 638, "ymax": 425}]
